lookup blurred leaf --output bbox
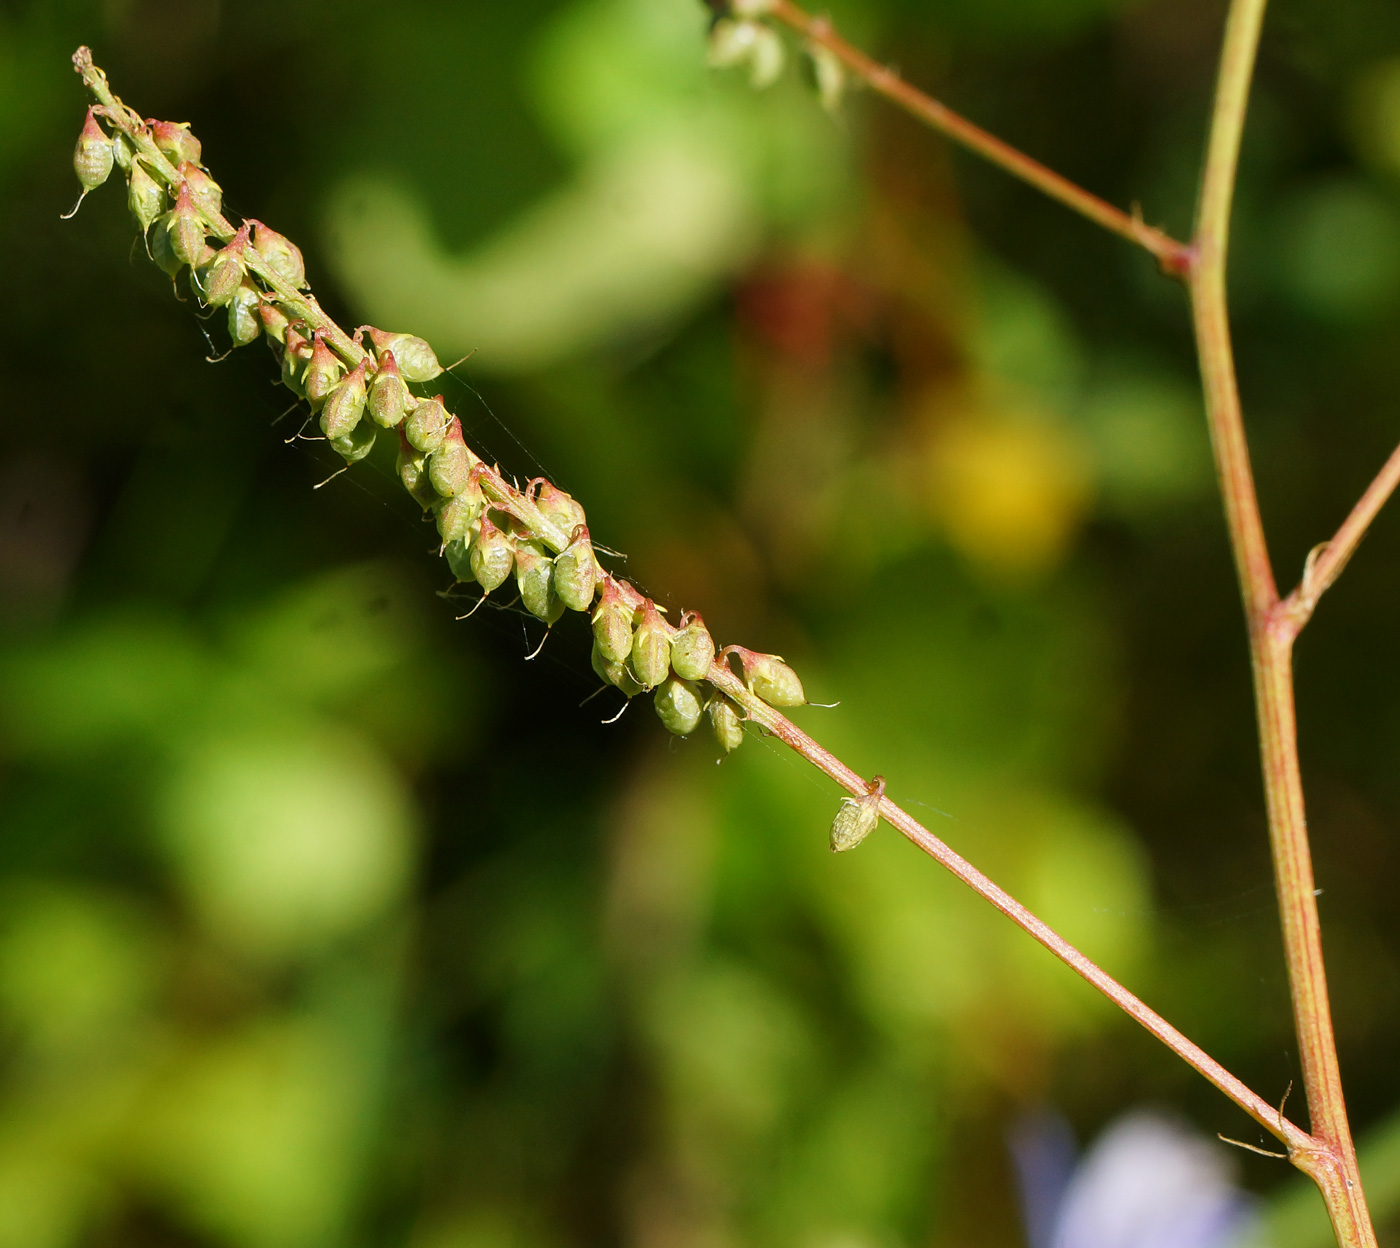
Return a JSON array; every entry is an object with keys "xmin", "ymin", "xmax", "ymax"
[{"xmin": 160, "ymin": 723, "xmax": 415, "ymax": 960}]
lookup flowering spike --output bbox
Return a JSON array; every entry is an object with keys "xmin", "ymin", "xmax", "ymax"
[
  {"xmin": 320, "ymin": 358, "xmax": 368, "ymax": 439},
  {"xmin": 724, "ymin": 645, "xmax": 805, "ymax": 707},
  {"xmin": 707, "ymin": 695, "xmax": 745, "ymax": 753},
  {"xmin": 405, "ymin": 395, "xmax": 450, "ymax": 454},
  {"xmin": 470, "ymin": 514, "xmax": 514, "ymax": 592},
  {"xmin": 629, "ymin": 599, "xmax": 671, "ymax": 690},
  {"xmin": 554, "ymin": 526, "xmax": 599, "ymax": 611},
  {"xmin": 830, "ymin": 777, "xmax": 885, "ymax": 852},
  {"xmin": 654, "ymin": 677, "xmax": 703, "ymax": 736},
  {"xmin": 670, "ymin": 611, "xmax": 715, "ymax": 681},
  {"xmin": 364, "ymin": 327, "xmax": 442, "ymax": 383},
  {"xmin": 73, "ymin": 108, "xmax": 114, "ymax": 192},
  {"xmin": 149, "ymin": 119, "xmax": 201, "ymax": 167},
  {"xmin": 252, "ymin": 221, "xmax": 306, "ymax": 289}
]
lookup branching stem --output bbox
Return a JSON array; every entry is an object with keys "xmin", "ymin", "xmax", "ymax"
[{"xmin": 1188, "ymin": 0, "xmax": 1374, "ymax": 1242}]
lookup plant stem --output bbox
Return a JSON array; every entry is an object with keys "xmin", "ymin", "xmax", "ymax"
[
  {"xmin": 706, "ymin": 663, "xmax": 1313, "ymax": 1150},
  {"xmin": 1189, "ymin": 1, "xmax": 1374, "ymax": 1242},
  {"xmin": 1279, "ymin": 439, "xmax": 1400, "ymax": 632},
  {"xmin": 764, "ymin": 0, "xmax": 1193, "ymax": 274}
]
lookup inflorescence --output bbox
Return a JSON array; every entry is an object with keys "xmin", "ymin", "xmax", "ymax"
[{"xmin": 67, "ymin": 47, "xmax": 825, "ymax": 765}]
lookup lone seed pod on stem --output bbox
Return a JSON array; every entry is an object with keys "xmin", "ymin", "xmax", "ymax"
[{"xmin": 829, "ymin": 777, "xmax": 885, "ymax": 853}]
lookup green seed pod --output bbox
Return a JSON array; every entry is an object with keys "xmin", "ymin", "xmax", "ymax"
[
  {"xmin": 367, "ymin": 350, "xmax": 414, "ymax": 428},
  {"xmin": 654, "ymin": 677, "xmax": 703, "ymax": 736},
  {"xmin": 629, "ymin": 599, "xmax": 671, "ymax": 690},
  {"xmin": 405, "ymin": 395, "xmax": 450, "ymax": 454},
  {"xmin": 554, "ymin": 526, "xmax": 599, "ymax": 612},
  {"xmin": 279, "ymin": 326, "xmax": 311, "ymax": 398},
  {"xmin": 258, "ymin": 301, "xmax": 290, "ymax": 345},
  {"xmin": 329, "ymin": 419, "xmax": 376, "ymax": 464},
  {"xmin": 304, "ymin": 334, "xmax": 343, "ymax": 411},
  {"xmin": 809, "ymin": 44, "xmax": 847, "ymax": 114},
  {"xmin": 251, "ymin": 221, "xmax": 306, "ymax": 289},
  {"xmin": 670, "ymin": 611, "xmax": 715, "ymax": 681},
  {"xmin": 227, "ymin": 280, "xmax": 262, "ymax": 346},
  {"xmin": 591, "ymin": 578, "xmax": 635, "ymax": 664},
  {"xmin": 469, "ymin": 514, "xmax": 514, "ymax": 593},
  {"xmin": 397, "ymin": 428, "xmax": 438, "ymax": 510},
  {"xmin": 727, "ymin": 645, "xmax": 806, "ymax": 707},
  {"xmin": 161, "ymin": 182, "xmax": 205, "ymax": 269},
  {"xmin": 147, "ymin": 213, "xmax": 181, "ymax": 277},
  {"xmin": 707, "ymin": 695, "xmax": 745, "ymax": 753},
  {"xmin": 515, "ymin": 543, "xmax": 565, "ymax": 624},
  {"xmin": 829, "ymin": 778, "xmax": 885, "ymax": 853},
  {"xmin": 112, "ymin": 134, "xmax": 133, "ymax": 173},
  {"xmin": 150, "ymin": 119, "xmax": 202, "ymax": 167},
  {"xmin": 445, "ymin": 536, "xmax": 475, "ymax": 583},
  {"xmin": 436, "ymin": 480, "xmax": 483, "ymax": 546},
  {"xmin": 127, "ymin": 160, "xmax": 165, "ymax": 233},
  {"xmin": 320, "ymin": 358, "xmax": 368, "ymax": 439},
  {"xmin": 73, "ymin": 108, "xmax": 114, "ymax": 192},
  {"xmin": 428, "ymin": 418, "xmax": 475, "ymax": 497},
  {"xmin": 364, "ymin": 327, "xmax": 442, "ymax": 383},
  {"xmin": 592, "ymin": 642, "xmax": 643, "ymax": 697},
  {"xmin": 533, "ymin": 480, "xmax": 587, "ymax": 537},
  {"xmin": 200, "ymin": 224, "xmax": 248, "ymax": 308},
  {"xmin": 707, "ymin": 18, "xmax": 785, "ymax": 87},
  {"xmin": 178, "ymin": 161, "xmax": 222, "ymax": 217}
]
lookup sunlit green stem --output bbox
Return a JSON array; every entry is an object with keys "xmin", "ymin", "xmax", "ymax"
[{"xmin": 1188, "ymin": 2, "xmax": 1374, "ymax": 1244}]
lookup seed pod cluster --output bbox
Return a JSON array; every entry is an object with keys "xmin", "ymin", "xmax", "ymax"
[{"xmin": 74, "ymin": 87, "xmax": 819, "ymax": 758}]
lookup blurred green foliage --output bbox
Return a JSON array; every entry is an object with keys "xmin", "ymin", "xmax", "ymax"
[{"xmin": 3, "ymin": 0, "xmax": 1400, "ymax": 1246}]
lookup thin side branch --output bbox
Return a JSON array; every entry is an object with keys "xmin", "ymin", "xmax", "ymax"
[
  {"xmin": 762, "ymin": 0, "xmax": 1193, "ymax": 274},
  {"xmin": 714, "ymin": 663, "xmax": 1314, "ymax": 1152},
  {"xmin": 1276, "ymin": 439, "xmax": 1400, "ymax": 636}
]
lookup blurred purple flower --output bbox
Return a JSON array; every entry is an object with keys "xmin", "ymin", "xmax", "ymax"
[{"xmin": 1011, "ymin": 1109, "xmax": 1261, "ymax": 1248}]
